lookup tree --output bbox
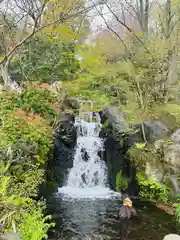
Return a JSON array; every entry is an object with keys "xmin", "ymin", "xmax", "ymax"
[
  {"xmin": 0, "ymin": 0, "xmax": 100, "ymax": 85},
  {"xmin": 9, "ymin": 35, "xmax": 80, "ymax": 83}
]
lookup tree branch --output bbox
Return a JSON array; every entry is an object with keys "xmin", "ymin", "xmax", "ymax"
[
  {"xmin": 103, "ymin": 2, "xmax": 153, "ymax": 56},
  {"xmin": 0, "ymin": 1, "xmax": 101, "ymax": 65}
]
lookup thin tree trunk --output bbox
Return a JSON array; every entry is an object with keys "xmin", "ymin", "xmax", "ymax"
[
  {"xmin": 0, "ymin": 61, "xmax": 9, "ymax": 85},
  {"xmin": 139, "ymin": 0, "xmax": 145, "ymax": 31},
  {"xmin": 141, "ymin": 122, "xmax": 147, "ymax": 143},
  {"xmin": 144, "ymin": 0, "xmax": 149, "ymax": 33}
]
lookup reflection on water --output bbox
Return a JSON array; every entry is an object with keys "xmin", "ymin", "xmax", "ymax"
[{"xmin": 47, "ymin": 194, "xmax": 179, "ymax": 240}]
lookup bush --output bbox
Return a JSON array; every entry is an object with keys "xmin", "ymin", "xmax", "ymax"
[
  {"xmin": 14, "ymin": 88, "xmax": 57, "ymax": 119},
  {"xmin": 9, "ymin": 36, "xmax": 80, "ymax": 83},
  {"xmin": 0, "ymin": 87, "xmax": 56, "ymax": 238},
  {"xmin": 19, "ymin": 202, "xmax": 55, "ymax": 240},
  {"xmin": 0, "ymin": 89, "xmax": 52, "ymax": 164},
  {"xmin": 0, "ymin": 146, "xmax": 53, "ymax": 239},
  {"xmin": 137, "ymin": 173, "xmax": 170, "ymax": 203},
  {"xmin": 175, "ymin": 194, "xmax": 180, "ymax": 223},
  {"xmin": 116, "ymin": 171, "xmax": 128, "ymax": 192}
]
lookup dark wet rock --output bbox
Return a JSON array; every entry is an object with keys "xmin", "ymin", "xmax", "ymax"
[
  {"xmin": 143, "ymin": 120, "xmax": 169, "ymax": 142},
  {"xmin": 51, "ymin": 112, "xmax": 77, "ymax": 187},
  {"xmin": 81, "ymin": 148, "xmax": 89, "ymax": 162}
]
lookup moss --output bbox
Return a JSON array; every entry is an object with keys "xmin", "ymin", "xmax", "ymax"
[
  {"xmin": 116, "ymin": 171, "xmax": 128, "ymax": 192},
  {"xmin": 102, "ymin": 119, "xmax": 109, "ymax": 129}
]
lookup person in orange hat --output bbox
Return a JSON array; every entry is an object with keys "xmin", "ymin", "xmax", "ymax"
[{"xmin": 117, "ymin": 196, "xmax": 137, "ymax": 219}]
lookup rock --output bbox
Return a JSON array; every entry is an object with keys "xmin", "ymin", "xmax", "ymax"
[
  {"xmin": 100, "ymin": 106, "xmax": 129, "ymax": 132},
  {"xmin": 163, "ymin": 234, "xmax": 180, "ymax": 240},
  {"xmin": 143, "ymin": 120, "xmax": 169, "ymax": 142},
  {"xmin": 145, "ymin": 162, "xmax": 164, "ymax": 182},
  {"xmin": 52, "ymin": 113, "xmax": 77, "ymax": 186},
  {"xmin": 99, "ymin": 106, "xmax": 139, "ymax": 196},
  {"xmin": 61, "ymin": 97, "xmax": 79, "ymax": 113},
  {"xmin": 164, "ymin": 144, "xmax": 180, "ymax": 168},
  {"xmin": 171, "ymin": 129, "xmax": 180, "ymax": 144},
  {"xmin": 170, "ymin": 175, "xmax": 180, "ymax": 195}
]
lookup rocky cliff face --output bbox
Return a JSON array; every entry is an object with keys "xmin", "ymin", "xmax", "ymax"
[
  {"xmin": 99, "ymin": 105, "xmax": 180, "ymax": 197},
  {"xmin": 99, "ymin": 106, "xmax": 140, "ymax": 196},
  {"xmin": 53, "ymin": 113, "xmax": 77, "ymax": 187},
  {"xmin": 49, "ymin": 98, "xmax": 79, "ymax": 187}
]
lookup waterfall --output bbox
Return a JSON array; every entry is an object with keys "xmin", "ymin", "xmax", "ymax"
[
  {"xmin": 67, "ymin": 118, "xmax": 106, "ymax": 188},
  {"xmin": 58, "ymin": 117, "xmax": 118, "ymax": 199}
]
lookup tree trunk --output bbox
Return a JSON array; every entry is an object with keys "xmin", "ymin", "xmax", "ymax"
[
  {"xmin": 0, "ymin": 61, "xmax": 9, "ymax": 85},
  {"xmin": 144, "ymin": 0, "xmax": 149, "ymax": 33},
  {"xmin": 141, "ymin": 122, "xmax": 147, "ymax": 143},
  {"xmin": 139, "ymin": 0, "xmax": 145, "ymax": 30}
]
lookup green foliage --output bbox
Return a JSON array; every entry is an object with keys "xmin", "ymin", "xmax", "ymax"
[
  {"xmin": 0, "ymin": 85, "xmax": 57, "ymax": 238},
  {"xmin": 0, "ymin": 89, "xmax": 52, "ymax": 163},
  {"xmin": 0, "ymin": 141, "xmax": 53, "ymax": 238},
  {"xmin": 9, "ymin": 36, "xmax": 80, "ymax": 83},
  {"xmin": 14, "ymin": 88, "xmax": 57, "ymax": 119},
  {"xmin": 175, "ymin": 194, "xmax": 180, "ymax": 223},
  {"xmin": 116, "ymin": 171, "xmax": 128, "ymax": 192},
  {"xmin": 135, "ymin": 143, "xmax": 146, "ymax": 149},
  {"xmin": 19, "ymin": 202, "xmax": 55, "ymax": 240},
  {"xmin": 137, "ymin": 173, "xmax": 170, "ymax": 203}
]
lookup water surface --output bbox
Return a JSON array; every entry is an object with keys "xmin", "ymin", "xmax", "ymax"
[{"xmin": 47, "ymin": 194, "xmax": 179, "ymax": 240}]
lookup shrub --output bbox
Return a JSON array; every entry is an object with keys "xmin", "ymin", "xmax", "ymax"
[
  {"xmin": 0, "ymin": 88, "xmax": 55, "ymax": 238},
  {"xmin": 137, "ymin": 173, "xmax": 170, "ymax": 203},
  {"xmin": 19, "ymin": 202, "xmax": 55, "ymax": 240},
  {"xmin": 0, "ymin": 89, "xmax": 52, "ymax": 164},
  {"xmin": 175, "ymin": 194, "xmax": 180, "ymax": 223},
  {"xmin": 0, "ymin": 151, "xmax": 53, "ymax": 238},
  {"xmin": 14, "ymin": 88, "xmax": 57, "ymax": 119},
  {"xmin": 116, "ymin": 171, "xmax": 128, "ymax": 192}
]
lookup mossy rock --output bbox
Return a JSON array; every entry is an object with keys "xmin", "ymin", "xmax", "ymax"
[{"xmin": 116, "ymin": 171, "xmax": 128, "ymax": 192}]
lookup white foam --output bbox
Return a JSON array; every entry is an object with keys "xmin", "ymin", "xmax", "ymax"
[{"xmin": 58, "ymin": 186, "xmax": 120, "ymax": 200}]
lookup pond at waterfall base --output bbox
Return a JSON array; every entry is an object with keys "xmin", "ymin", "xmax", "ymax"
[{"xmin": 46, "ymin": 189, "xmax": 180, "ymax": 240}]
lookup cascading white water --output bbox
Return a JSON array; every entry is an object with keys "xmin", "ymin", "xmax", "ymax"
[
  {"xmin": 58, "ymin": 116, "xmax": 119, "ymax": 199},
  {"xmin": 67, "ymin": 118, "xmax": 107, "ymax": 188}
]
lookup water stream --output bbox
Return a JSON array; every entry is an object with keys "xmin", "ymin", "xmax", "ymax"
[{"xmin": 47, "ymin": 117, "xmax": 179, "ymax": 240}]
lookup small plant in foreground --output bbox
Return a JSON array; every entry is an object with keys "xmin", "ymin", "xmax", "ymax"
[
  {"xmin": 137, "ymin": 173, "xmax": 170, "ymax": 203},
  {"xmin": 175, "ymin": 194, "xmax": 180, "ymax": 223}
]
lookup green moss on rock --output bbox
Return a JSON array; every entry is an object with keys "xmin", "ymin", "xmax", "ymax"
[{"xmin": 116, "ymin": 171, "xmax": 128, "ymax": 192}]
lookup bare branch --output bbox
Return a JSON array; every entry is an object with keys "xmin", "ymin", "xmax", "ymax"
[
  {"xmin": 0, "ymin": 1, "xmax": 101, "ymax": 65},
  {"xmin": 104, "ymin": 2, "xmax": 152, "ymax": 55}
]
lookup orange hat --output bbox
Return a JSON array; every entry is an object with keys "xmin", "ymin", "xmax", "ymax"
[{"xmin": 123, "ymin": 198, "xmax": 132, "ymax": 208}]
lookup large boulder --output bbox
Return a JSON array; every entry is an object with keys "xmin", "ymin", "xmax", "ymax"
[
  {"xmin": 99, "ymin": 106, "xmax": 139, "ymax": 196},
  {"xmin": 143, "ymin": 120, "xmax": 169, "ymax": 142},
  {"xmin": 99, "ymin": 106, "xmax": 129, "ymax": 132},
  {"xmin": 164, "ymin": 144, "xmax": 180, "ymax": 169}
]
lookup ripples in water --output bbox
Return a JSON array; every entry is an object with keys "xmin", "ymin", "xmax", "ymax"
[{"xmin": 47, "ymin": 193, "xmax": 179, "ymax": 240}]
